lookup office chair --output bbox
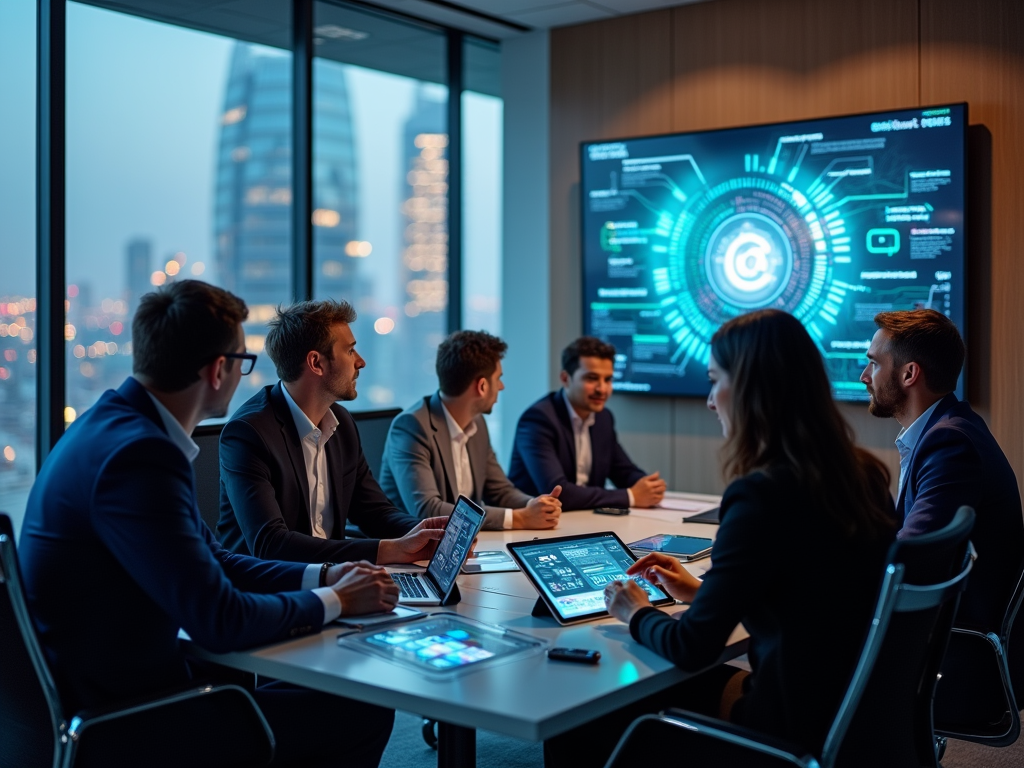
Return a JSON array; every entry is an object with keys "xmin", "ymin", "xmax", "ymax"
[
  {"xmin": 604, "ymin": 506, "xmax": 976, "ymax": 768},
  {"xmin": 346, "ymin": 407, "xmax": 402, "ymax": 540},
  {"xmin": 934, "ymin": 560, "xmax": 1024, "ymax": 747},
  {"xmin": 192, "ymin": 422, "xmax": 226, "ymax": 534},
  {"xmin": 0, "ymin": 513, "xmax": 275, "ymax": 768}
]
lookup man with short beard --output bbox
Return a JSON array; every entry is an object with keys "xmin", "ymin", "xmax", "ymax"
[
  {"xmin": 862, "ymin": 308, "xmax": 1024, "ymax": 720},
  {"xmin": 218, "ymin": 299, "xmax": 446, "ymax": 565}
]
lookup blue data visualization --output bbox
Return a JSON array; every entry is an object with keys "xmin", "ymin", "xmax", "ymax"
[{"xmin": 580, "ymin": 104, "xmax": 967, "ymax": 400}]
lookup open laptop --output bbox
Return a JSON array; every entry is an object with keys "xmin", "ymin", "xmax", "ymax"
[{"xmin": 388, "ymin": 496, "xmax": 485, "ymax": 605}]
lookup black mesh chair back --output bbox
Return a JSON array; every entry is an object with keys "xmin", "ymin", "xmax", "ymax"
[
  {"xmin": 348, "ymin": 407, "xmax": 401, "ymax": 480},
  {"xmin": 823, "ymin": 506, "xmax": 975, "ymax": 768},
  {"xmin": 0, "ymin": 513, "xmax": 67, "ymax": 768},
  {"xmin": 192, "ymin": 423, "xmax": 226, "ymax": 533}
]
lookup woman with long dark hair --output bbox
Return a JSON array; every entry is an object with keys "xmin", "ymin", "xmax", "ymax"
[{"xmin": 546, "ymin": 310, "xmax": 896, "ymax": 766}]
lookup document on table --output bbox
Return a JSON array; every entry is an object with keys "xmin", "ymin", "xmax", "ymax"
[{"xmin": 629, "ymin": 494, "xmax": 720, "ymax": 521}]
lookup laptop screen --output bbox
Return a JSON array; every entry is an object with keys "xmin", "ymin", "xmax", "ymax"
[{"xmin": 426, "ymin": 498, "xmax": 485, "ymax": 597}]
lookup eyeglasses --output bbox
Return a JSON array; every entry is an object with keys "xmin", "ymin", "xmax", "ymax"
[{"xmin": 223, "ymin": 352, "xmax": 258, "ymax": 375}]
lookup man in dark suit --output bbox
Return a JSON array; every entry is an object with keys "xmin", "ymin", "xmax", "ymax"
[
  {"xmin": 19, "ymin": 281, "xmax": 400, "ymax": 767},
  {"xmin": 379, "ymin": 330, "xmax": 562, "ymax": 530},
  {"xmin": 218, "ymin": 299, "xmax": 444, "ymax": 564},
  {"xmin": 862, "ymin": 308, "xmax": 1024, "ymax": 716},
  {"xmin": 509, "ymin": 336, "xmax": 666, "ymax": 511}
]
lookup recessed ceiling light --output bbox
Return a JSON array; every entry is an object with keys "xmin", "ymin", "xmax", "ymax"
[{"xmin": 314, "ymin": 24, "xmax": 369, "ymax": 41}]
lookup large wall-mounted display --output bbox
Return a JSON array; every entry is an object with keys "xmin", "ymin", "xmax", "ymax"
[{"xmin": 581, "ymin": 104, "xmax": 967, "ymax": 400}]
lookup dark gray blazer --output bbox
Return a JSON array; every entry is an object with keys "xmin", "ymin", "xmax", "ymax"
[{"xmin": 379, "ymin": 393, "xmax": 531, "ymax": 530}]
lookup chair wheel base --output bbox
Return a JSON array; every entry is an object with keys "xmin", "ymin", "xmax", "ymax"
[
  {"xmin": 935, "ymin": 735, "xmax": 948, "ymax": 762},
  {"xmin": 422, "ymin": 718, "xmax": 438, "ymax": 749}
]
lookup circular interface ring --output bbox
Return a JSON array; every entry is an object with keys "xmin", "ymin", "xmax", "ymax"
[{"xmin": 704, "ymin": 212, "xmax": 793, "ymax": 308}]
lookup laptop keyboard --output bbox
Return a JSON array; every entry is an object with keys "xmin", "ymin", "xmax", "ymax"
[{"xmin": 392, "ymin": 572, "xmax": 429, "ymax": 599}]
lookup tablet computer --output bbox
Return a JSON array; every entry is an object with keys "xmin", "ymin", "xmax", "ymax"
[
  {"xmin": 628, "ymin": 534, "xmax": 713, "ymax": 561},
  {"xmin": 507, "ymin": 532, "xmax": 675, "ymax": 625}
]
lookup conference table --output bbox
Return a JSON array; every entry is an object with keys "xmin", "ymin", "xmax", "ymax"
[{"xmin": 183, "ymin": 492, "xmax": 748, "ymax": 768}]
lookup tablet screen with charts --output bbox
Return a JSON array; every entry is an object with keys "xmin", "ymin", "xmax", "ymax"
[{"xmin": 507, "ymin": 532, "xmax": 675, "ymax": 625}]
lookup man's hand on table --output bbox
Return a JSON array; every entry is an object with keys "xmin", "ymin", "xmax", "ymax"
[
  {"xmin": 325, "ymin": 561, "xmax": 399, "ymax": 615},
  {"xmin": 627, "ymin": 552, "xmax": 702, "ymax": 603},
  {"xmin": 604, "ymin": 579, "xmax": 652, "ymax": 624},
  {"xmin": 377, "ymin": 517, "xmax": 448, "ymax": 564},
  {"xmin": 630, "ymin": 472, "xmax": 667, "ymax": 507},
  {"xmin": 513, "ymin": 485, "xmax": 563, "ymax": 529}
]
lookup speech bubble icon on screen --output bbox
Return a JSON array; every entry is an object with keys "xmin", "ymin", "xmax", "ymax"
[{"xmin": 866, "ymin": 228, "xmax": 901, "ymax": 257}]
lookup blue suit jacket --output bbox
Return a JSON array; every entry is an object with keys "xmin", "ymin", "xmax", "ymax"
[
  {"xmin": 19, "ymin": 378, "xmax": 324, "ymax": 714},
  {"xmin": 897, "ymin": 393, "xmax": 1024, "ymax": 631},
  {"xmin": 508, "ymin": 391, "xmax": 647, "ymax": 510}
]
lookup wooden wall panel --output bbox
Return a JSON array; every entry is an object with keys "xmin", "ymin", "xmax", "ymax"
[
  {"xmin": 548, "ymin": 0, "xmax": 1024, "ymax": 495},
  {"xmin": 921, "ymin": 0, "xmax": 1024, "ymax": 488},
  {"xmin": 670, "ymin": 0, "xmax": 919, "ymax": 131}
]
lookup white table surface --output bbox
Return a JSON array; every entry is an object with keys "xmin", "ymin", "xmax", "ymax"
[{"xmin": 183, "ymin": 492, "xmax": 745, "ymax": 743}]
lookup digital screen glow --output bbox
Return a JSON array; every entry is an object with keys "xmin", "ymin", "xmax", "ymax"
[{"xmin": 581, "ymin": 104, "xmax": 967, "ymax": 400}]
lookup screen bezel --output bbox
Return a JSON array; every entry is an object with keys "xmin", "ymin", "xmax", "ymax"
[
  {"xmin": 578, "ymin": 102, "xmax": 969, "ymax": 402},
  {"xmin": 424, "ymin": 496, "xmax": 486, "ymax": 600},
  {"xmin": 507, "ymin": 531, "xmax": 676, "ymax": 625}
]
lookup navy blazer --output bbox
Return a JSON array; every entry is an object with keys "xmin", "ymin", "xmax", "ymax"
[
  {"xmin": 508, "ymin": 391, "xmax": 647, "ymax": 510},
  {"xmin": 19, "ymin": 378, "xmax": 323, "ymax": 714},
  {"xmin": 217, "ymin": 382, "xmax": 418, "ymax": 563},
  {"xmin": 897, "ymin": 393, "xmax": 1024, "ymax": 632}
]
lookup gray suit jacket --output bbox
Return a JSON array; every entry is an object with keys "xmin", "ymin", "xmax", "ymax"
[{"xmin": 379, "ymin": 393, "xmax": 531, "ymax": 530}]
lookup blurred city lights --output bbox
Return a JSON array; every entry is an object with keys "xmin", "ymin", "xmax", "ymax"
[
  {"xmin": 373, "ymin": 317, "xmax": 395, "ymax": 335},
  {"xmin": 64, "ymin": 406, "xmax": 77, "ymax": 424},
  {"xmin": 3, "ymin": 446, "xmax": 14, "ymax": 462},
  {"xmin": 151, "ymin": 271, "xmax": 167, "ymax": 286},
  {"xmin": 191, "ymin": 262, "xmax": 205, "ymax": 276}
]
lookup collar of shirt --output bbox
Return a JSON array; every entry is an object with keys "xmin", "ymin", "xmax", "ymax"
[
  {"xmin": 561, "ymin": 389, "xmax": 596, "ymax": 433},
  {"xmin": 440, "ymin": 400, "xmax": 478, "ymax": 445},
  {"xmin": 894, "ymin": 399, "xmax": 942, "ymax": 460},
  {"xmin": 281, "ymin": 382, "xmax": 340, "ymax": 447},
  {"xmin": 143, "ymin": 384, "xmax": 200, "ymax": 464}
]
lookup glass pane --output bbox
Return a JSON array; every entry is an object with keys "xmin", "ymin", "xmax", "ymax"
[
  {"xmin": 313, "ymin": 2, "xmax": 448, "ymax": 411},
  {"xmin": 462, "ymin": 40, "xmax": 503, "ymax": 454},
  {"xmin": 0, "ymin": 0, "xmax": 37, "ymax": 536},
  {"xmin": 65, "ymin": 4, "xmax": 291, "ymax": 427}
]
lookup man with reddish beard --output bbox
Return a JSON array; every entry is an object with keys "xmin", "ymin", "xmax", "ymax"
[
  {"xmin": 862, "ymin": 308, "xmax": 1024, "ymax": 721},
  {"xmin": 218, "ymin": 299, "xmax": 445, "ymax": 565}
]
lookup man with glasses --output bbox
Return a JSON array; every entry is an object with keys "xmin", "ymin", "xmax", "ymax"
[
  {"xmin": 218, "ymin": 299, "xmax": 443, "ymax": 565},
  {"xmin": 20, "ymin": 280, "xmax": 400, "ymax": 767}
]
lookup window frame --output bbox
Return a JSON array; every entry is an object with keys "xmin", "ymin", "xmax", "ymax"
[{"xmin": 36, "ymin": 0, "xmax": 497, "ymax": 465}]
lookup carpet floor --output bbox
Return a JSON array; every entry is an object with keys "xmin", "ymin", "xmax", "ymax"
[{"xmin": 379, "ymin": 710, "xmax": 1024, "ymax": 768}]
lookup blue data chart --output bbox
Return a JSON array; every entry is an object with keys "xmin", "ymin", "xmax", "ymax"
[{"xmin": 581, "ymin": 104, "xmax": 967, "ymax": 400}]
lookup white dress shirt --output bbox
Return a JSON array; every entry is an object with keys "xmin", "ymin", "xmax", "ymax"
[
  {"xmin": 440, "ymin": 402, "xmax": 513, "ymax": 529},
  {"xmin": 561, "ymin": 389, "xmax": 635, "ymax": 507},
  {"xmin": 895, "ymin": 399, "xmax": 942, "ymax": 501},
  {"xmin": 143, "ymin": 381, "xmax": 340, "ymax": 622},
  {"xmin": 281, "ymin": 383, "xmax": 340, "ymax": 540}
]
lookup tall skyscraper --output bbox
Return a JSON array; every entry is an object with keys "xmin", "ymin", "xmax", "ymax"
[
  {"xmin": 214, "ymin": 43, "xmax": 362, "ymax": 394},
  {"xmin": 399, "ymin": 85, "xmax": 448, "ymax": 382},
  {"xmin": 125, "ymin": 238, "xmax": 153, "ymax": 314}
]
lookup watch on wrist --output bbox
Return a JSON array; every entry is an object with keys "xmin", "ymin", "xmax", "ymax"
[{"xmin": 319, "ymin": 562, "xmax": 338, "ymax": 588}]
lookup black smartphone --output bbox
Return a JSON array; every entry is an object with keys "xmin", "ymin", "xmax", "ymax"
[
  {"xmin": 548, "ymin": 647, "xmax": 601, "ymax": 664},
  {"xmin": 594, "ymin": 507, "xmax": 630, "ymax": 516}
]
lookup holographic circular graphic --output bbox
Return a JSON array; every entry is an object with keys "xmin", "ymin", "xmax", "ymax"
[
  {"xmin": 704, "ymin": 212, "xmax": 794, "ymax": 308},
  {"xmin": 652, "ymin": 175, "xmax": 837, "ymax": 369}
]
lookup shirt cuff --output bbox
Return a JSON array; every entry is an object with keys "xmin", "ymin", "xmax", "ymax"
[
  {"xmin": 627, "ymin": 488, "xmax": 635, "ymax": 507},
  {"xmin": 503, "ymin": 508, "xmax": 513, "ymax": 530},
  {"xmin": 302, "ymin": 563, "xmax": 322, "ymax": 590},
  {"xmin": 313, "ymin": 586, "xmax": 342, "ymax": 624}
]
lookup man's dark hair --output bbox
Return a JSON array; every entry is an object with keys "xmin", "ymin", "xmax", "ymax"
[
  {"xmin": 873, "ymin": 309, "xmax": 965, "ymax": 394},
  {"xmin": 265, "ymin": 299, "xmax": 357, "ymax": 383},
  {"xmin": 436, "ymin": 330, "xmax": 507, "ymax": 397},
  {"xmin": 561, "ymin": 336, "xmax": 616, "ymax": 377},
  {"xmin": 132, "ymin": 280, "xmax": 248, "ymax": 392}
]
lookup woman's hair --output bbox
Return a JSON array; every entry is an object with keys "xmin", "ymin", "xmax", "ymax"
[{"xmin": 711, "ymin": 309, "xmax": 894, "ymax": 538}]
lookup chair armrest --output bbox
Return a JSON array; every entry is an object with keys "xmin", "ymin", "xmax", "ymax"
[
  {"xmin": 605, "ymin": 709, "xmax": 819, "ymax": 768},
  {"xmin": 65, "ymin": 682, "xmax": 274, "ymax": 768}
]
